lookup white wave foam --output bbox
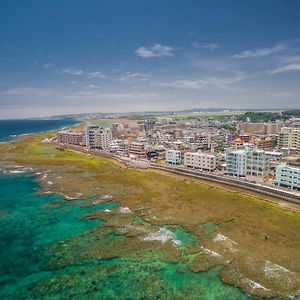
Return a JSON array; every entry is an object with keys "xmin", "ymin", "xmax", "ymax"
[
  {"xmin": 140, "ymin": 227, "xmax": 175, "ymax": 244},
  {"xmin": 242, "ymin": 278, "xmax": 270, "ymax": 292},
  {"xmin": 8, "ymin": 170, "xmax": 26, "ymax": 174},
  {"xmin": 201, "ymin": 246, "xmax": 222, "ymax": 258},
  {"xmin": 214, "ymin": 233, "xmax": 238, "ymax": 252},
  {"xmin": 214, "ymin": 233, "xmax": 237, "ymax": 244},
  {"xmin": 119, "ymin": 207, "xmax": 132, "ymax": 213},
  {"xmin": 100, "ymin": 194, "xmax": 113, "ymax": 199},
  {"xmin": 264, "ymin": 260, "xmax": 291, "ymax": 278}
]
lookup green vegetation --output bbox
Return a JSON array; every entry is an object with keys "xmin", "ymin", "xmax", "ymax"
[
  {"xmin": 237, "ymin": 111, "xmax": 282, "ymax": 122},
  {"xmin": 217, "ymin": 124, "xmax": 236, "ymax": 132},
  {"xmin": 282, "ymin": 109, "xmax": 300, "ymax": 119},
  {"xmin": 237, "ymin": 109, "xmax": 300, "ymax": 123}
]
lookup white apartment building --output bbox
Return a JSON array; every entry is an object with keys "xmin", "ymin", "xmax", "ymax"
[
  {"xmin": 226, "ymin": 149, "xmax": 247, "ymax": 177},
  {"xmin": 95, "ymin": 128, "xmax": 112, "ymax": 149},
  {"xmin": 166, "ymin": 149, "xmax": 182, "ymax": 165},
  {"xmin": 246, "ymin": 149, "xmax": 269, "ymax": 181},
  {"xmin": 85, "ymin": 124, "xmax": 98, "ymax": 148},
  {"xmin": 184, "ymin": 152, "xmax": 216, "ymax": 172},
  {"xmin": 278, "ymin": 127, "xmax": 300, "ymax": 152},
  {"xmin": 85, "ymin": 124, "xmax": 112, "ymax": 149},
  {"xmin": 226, "ymin": 148, "xmax": 270, "ymax": 180},
  {"xmin": 275, "ymin": 163, "xmax": 300, "ymax": 190}
]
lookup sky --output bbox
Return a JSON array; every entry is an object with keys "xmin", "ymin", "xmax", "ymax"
[{"xmin": 0, "ymin": 0, "xmax": 300, "ymax": 119}]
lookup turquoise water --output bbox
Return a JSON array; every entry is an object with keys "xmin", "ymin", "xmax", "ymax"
[{"xmin": 0, "ymin": 173, "xmax": 104, "ymax": 298}]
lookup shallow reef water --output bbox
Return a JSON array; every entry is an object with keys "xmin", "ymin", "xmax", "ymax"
[{"xmin": 0, "ymin": 172, "xmax": 299, "ymax": 299}]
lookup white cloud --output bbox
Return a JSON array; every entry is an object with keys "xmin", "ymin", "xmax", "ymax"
[
  {"xmin": 62, "ymin": 68, "xmax": 84, "ymax": 75},
  {"xmin": 136, "ymin": 44, "xmax": 173, "ymax": 58},
  {"xmin": 118, "ymin": 72, "xmax": 152, "ymax": 81},
  {"xmin": 87, "ymin": 71, "xmax": 107, "ymax": 79},
  {"xmin": 65, "ymin": 90, "xmax": 157, "ymax": 100},
  {"xmin": 156, "ymin": 74, "xmax": 245, "ymax": 91},
  {"xmin": 279, "ymin": 55, "xmax": 300, "ymax": 63},
  {"xmin": 191, "ymin": 42, "xmax": 219, "ymax": 50},
  {"xmin": 265, "ymin": 91, "xmax": 292, "ymax": 97},
  {"xmin": 268, "ymin": 63, "xmax": 300, "ymax": 74},
  {"xmin": 232, "ymin": 43, "xmax": 286, "ymax": 59},
  {"xmin": 87, "ymin": 84, "xmax": 101, "ymax": 89},
  {"xmin": 2, "ymin": 87, "xmax": 54, "ymax": 97},
  {"xmin": 61, "ymin": 69, "xmax": 107, "ymax": 78},
  {"xmin": 43, "ymin": 63, "xmax": 54, "ymax": 69},
  {"xmin": 203, "ymin": 43, "xmax": 219, "ymax": 50}
]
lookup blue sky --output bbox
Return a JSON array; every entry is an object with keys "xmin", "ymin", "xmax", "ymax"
[{"xmin": 0, "ymin": 0, "xmax": 300, "ymax": 118}]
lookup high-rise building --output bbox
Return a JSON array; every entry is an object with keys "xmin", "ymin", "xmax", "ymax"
[
  {"xmin": 85, "ymin": 124, "xmax": 112, "ymax": 149},
  {"xmin": 226, "ymin": 149, "xmax": 247, "ymax": 177},
  {"xmin": 112, "ymin": 123, "xmax": 125, "ymax": 137},
  {"xmin": 278, "ymin": 127, "xmax": 300, "ymax": 152},
  {"xmin": 144, "ymin": 120, "xmax": 156, "ymax": 133},
  {"xmin": 246, "ymin": 149, "xmax": 269, "ymax": 180},
  {"xmin": 85, "ymin": 124, "xmax": 98, "ymax": 148}
]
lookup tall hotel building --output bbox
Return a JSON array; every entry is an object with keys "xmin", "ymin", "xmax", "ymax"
[{"xmin": 85, "ymin": 124, "xmax": 112, "ymax": 149}]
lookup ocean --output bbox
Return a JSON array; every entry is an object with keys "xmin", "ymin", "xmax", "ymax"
[{"xmin": 0, "ymin": 118, "xmax": 79, "ymax": 142}]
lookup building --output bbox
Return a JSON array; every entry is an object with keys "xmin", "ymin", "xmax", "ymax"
[
  {"xmin": 246, "ymin": 149, "xmax": 269, "ymax": 181},
  {"xmin": 266, "ymin": 122, "xmax": 282, "ymax": 135},
  {"xmin": 278, "ymin": 127, "xmax": 300, "ymax": 152},
  {"xmin": 226, "ymin": 149, "xmax": 247, "ymax": 177},
  {"xmin": 165, "ymin": 149, "xmax": 182, "ymax": 165},
  {"xmin": 85, "ymin": 124, "xmax": 112, "ymax": 149},
  {"xmin": 238, "ymin": 121, "xmax": 281, "ymax": 134},
  {"xmin": 95, "ymin": 128, "xmax": 112, "ymax": 149},
  {"xmin": 226, "ymin": 148, "xmax": 270, "ymax": 181},
  {"xmin": 194, "ymin": 135, "xmax": 211, "ymax": 149},
  {"xmin": 144, "ymin": 120, "xmax": 156, "ymax": 133},
  {"xmin": 128, "ymin": 142, "xmax": 147, "ymax": 159},
  {"xmin": 253, "ymin": 137, "xmax": 273, "ymax": 150},
  {"xmin": 264, "ymin": 151, "xmax": 283, "ymax": 161},
  {"xmin": 231, "ymin": 138, "xmax": 246, "ymax": 149},
  {"xmin": 184, "ymin": 152, "xmax": 216, "ymax": 172},
  {"xmin": 275, "ymin": 163, "xmax": 300, "ymax": 190},
  {"xmin": 57, "ymin": 130, "xmax": 84, "ymax": 145},
  {"xmin": 86, "ymin": 124, "xmax": 98, "ymax": 148},
  {"xmin": 112, "ymin": 123, "xmax": 125, "ymax": 137}
]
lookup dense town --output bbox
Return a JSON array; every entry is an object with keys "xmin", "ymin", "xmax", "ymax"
[{"xmin": 55, "ymin": 111, "xmax": 300, "ymax": 194}]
